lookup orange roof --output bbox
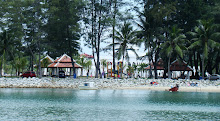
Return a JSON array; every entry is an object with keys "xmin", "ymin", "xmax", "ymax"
[
  {"xmin": 144, "ymin": 59, "xmax": 193, "ymax": 71},
  {"xmin": 48, "ymin": 54, "xmax": 82, "ymax": 68},
  {"xmin": 145, "ymin": 59, "xmax": 164, "ymax": 70},
  {"xmin": 80, "ymin": 53, "xmax": 94, "ymax": 59},
  {"xmin": 170, "ymin": 60, "xmax": 193, "ymax": 71},
  {"xmin": 54, "ymin": 54, "xmax": 74, "ymax": 63},
  {"xmin": 48, "ymin": 62, "xmax": 82, "ymax": 68}
]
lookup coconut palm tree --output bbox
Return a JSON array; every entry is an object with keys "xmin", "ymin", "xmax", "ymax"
[
  {"xmin": 101, "ymin": 59, "xmax": 107, "ymax": 73},
  {"xmin": 139, "ymin": 63, "xmax": 148, "ymax": 77},
  {"xmin": 12, "ymin": 56, "xmax": 27, "ymax": 76},
  {"xmin": 126, "ymin": 65, "xmax": 134, "ymax": 78},
  {"xmin": 106, "ymin": 22, "xmax": 141, "ymax": 62},
  {"xmin": 85, "ymin": 59, "xmax": 92, "ymax": 77},
  {"xmin": 76, "ymin": 56, "xmax": 90, "ymax": 76},
  {"xmin": 0, "ymin": 30, "xmax": 16, "ymax": 77},
  {"xmin": 160, "ymin": 25, "xmax": 187, "ymax": 79},
  {"xmin": 188, "ymin": 19, "xmax": 220, "ymax": 78}
]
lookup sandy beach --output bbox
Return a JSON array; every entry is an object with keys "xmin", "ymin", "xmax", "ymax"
[{"xmin": 0, "ymin": 77, "xmax": 220, "ymax": 92}]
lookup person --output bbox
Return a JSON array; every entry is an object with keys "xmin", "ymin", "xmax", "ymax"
[
  {"xmin": 102, "ymin": 71, "xmax": 105, "ymax": 78},
  {"xmin": 176, "ymin": 84, "xmax": 179, "ymax": 89},
  {"xmin": 86, "ymin": 70, "xmax": 89, "ymax": 79}
]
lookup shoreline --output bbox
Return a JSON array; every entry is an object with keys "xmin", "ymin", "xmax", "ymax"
[
  {"xmin": 116, "ymin": 86, "xmax": 220, "ymax": 92},
  {"xmin": 0, "ymin": 77, "xmax": 220, "ymax": 92}
]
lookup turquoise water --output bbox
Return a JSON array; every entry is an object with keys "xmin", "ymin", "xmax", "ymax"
[{"xmin": 0, "ymin": 88, "xmax": 220, "ymax": 120}]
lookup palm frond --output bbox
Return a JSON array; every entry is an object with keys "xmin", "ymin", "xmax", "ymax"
[
  {"xmin": 175, "ymin": 45, "xmax": 183, "ymax": 58},
  {"xmin": 188, "ymin": 40, "xmax": 202, "ymax": 49},
  {"xmin": 166, "ymin": 45, "xmax": 173, "ymax": 57}
]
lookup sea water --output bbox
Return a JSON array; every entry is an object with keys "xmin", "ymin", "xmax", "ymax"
[{"xmin": 0, "ymin": 88, "xmax": 220, "ymax": 120}]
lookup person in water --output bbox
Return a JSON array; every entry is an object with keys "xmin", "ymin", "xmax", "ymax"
[{"xmin": 176, "ymin": 84, "xmax": 179, "ymax": 88}]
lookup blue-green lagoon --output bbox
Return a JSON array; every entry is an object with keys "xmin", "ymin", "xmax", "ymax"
[{"xmin": 0, "ymin": 88, "xmax": 220, "ymax": 120}]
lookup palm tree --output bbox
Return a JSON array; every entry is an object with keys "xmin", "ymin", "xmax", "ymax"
[
  {"xmin": 189, "ymin": 19, "xmax": 220, "ymax": 78},
  {"xmin": 101, "ymin": 59, "xmax": 107, "ymax": 73},
  {"xmin": 136, "ymin": 1, "xmax": 176, "ymax": 79},
  {"xmin": 13, "ymin": 56, "xmax": 27, "ymax": 76},
  {"xmin": 139, "ymin": 63, "xmax": 148, "ymax": 78},
  {"xmin": 0, "ymin": 30, "xmax": 16, "ymax": 77},
  {"xmin": 106, "ymin": 22, "xmax": 141, "ymax": 62},
  {"xmin": 85, "ymin": 59, "xmax": 92, "ymax": 77},
  {"xmin": 160, "ymin": 25, "xmax": 187, "ymax": 79},
  {"xmin": 126, "ymin": 65, "xmax": 134, "ymax": 78},
  {"xmin": 76, "ymin": 56, "xmax": 90, "ymax": 76}
]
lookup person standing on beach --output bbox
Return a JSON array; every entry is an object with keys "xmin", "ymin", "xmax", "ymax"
[{"xmin": 87, "ymin": 70, "xmax": 89, "ymax": 79}]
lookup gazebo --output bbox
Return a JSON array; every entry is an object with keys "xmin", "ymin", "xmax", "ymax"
[
  {"xmin": 144, "ymin": 59, "xmax": 164, "ymax": 77},
  {"xmin": 145, "ymin": 59, "xmax": 193, "ymax": 79},
  {"xmin": 170, "ymin": 60, "xmax": 193, "ymax": 79},
  {"xmin": 144, "ymin": 59, "xmax": 164, "ymax": 70},
  {"xmin": 43, "ymin": 54, "xmax": 82, "ymax": 76}
]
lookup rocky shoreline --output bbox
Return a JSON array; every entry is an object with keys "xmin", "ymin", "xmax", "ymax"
[{"xmin": 0, "ymin": 77, "xmax": 220, "ymax": 92}]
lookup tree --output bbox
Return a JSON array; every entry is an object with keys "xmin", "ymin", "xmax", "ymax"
[
  {"xmin": 83, "ymin": 0, "xmax": 113, "ymax": 78},
  {"xmin": 139, "ymin": 63, "xmax": 148, "ymax": 77},
  {"xmin": 189, "ymin": 19, "xmax": 220, "ymax": 78},
  {"xmin": 12, "ymin": 56, "xmax": 27, "ymax": 76},
  {"xmin": 107, "ymin": 22, "xmax": 140, "ymax": 62},
  {"xmin": 0, "ymin": 30, "xmax": 19, "ymax": 77},
  {"xmin": 75, "ymin": 56, "xmax": 92, "ymax": 76},
  {"xmin": 45, "ymin": 0, "xmax": 84, "ymax": 77},
  {"xmin": 160, "ymin": 25, "xmax": 187, "ymax": 79},
  {"xmin": 136, "ymin": 0, "xmax": 176, "ymax": 79},
  {"xmin": 101, "ymin": 59, "xmax": 107, "ymax": 73},
  {"xmin": 126, "ymin": 65, "xmax": 134, "ymax": 78}
]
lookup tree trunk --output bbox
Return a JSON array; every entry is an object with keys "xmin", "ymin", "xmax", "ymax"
[
  {"xmin": 38, "ymin": 41, "xmax": 42, "ymax": 79},
  {"xmin": 154, "ymin": 45, "xmax": 159, "ymax": 79},
  {"xmin": 168, "ymin": 56, "xmax": 171, "ymax": 79},
  {"xmin": 148, "ymin": 48, "xmax": 153, "ymax": 78},
  {"xmin": 0, "ymin": 57, "xmax": 3, "ymax": 77},
  {"xmin": 202, "ymin": 55, "xmax": 205, "ymax": 79},
  {"xmin": 112, "ymin": 0, "xmax": 117, "ymax": 79},
  {"xmin": 189, "ymin": 52, "xmax": 194, "ymax": 76},
  {"xmin": 95, "ymin": 0, "xmax": 102, "ymax": 78},
  {"xmin": 71, "ymin": 56, "xmax": 76, "ymax": 77},
  {"xmin": 31, "ymin": 55, "xmax": 33, "ymax": 71},
  {"xmin": 81, "ymin": 68, "xmax": 83, "ymax": 76}
]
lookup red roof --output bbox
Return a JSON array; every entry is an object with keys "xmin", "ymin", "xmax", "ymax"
[
  {"xmin": 145, "ymin": 59, "xmax": 193, "ymax": 71},
  {"xmin": 145, "ymin": 59, "xmax": 164, "ymax": 70},
  {"xmin": 48, "ymin": 54, "xmax": 82, "ymax": 68},
  {"xmin": 54, "ymin": 54, "xmax": 73, "ymax": 63},
  {"xmin": 80, "ymin": 53, "xmax": 94, "ymax": 59},
  {"xmin": 170, "ymin": 60, "xmax": 193, "ymax": 71},
  {"xmin": 145, "ymin": 63, "xmax": 164, "ymax": 70},
  {"xmin": 48, "ymin": 62, "xmax": 82, "ymax": 68}
]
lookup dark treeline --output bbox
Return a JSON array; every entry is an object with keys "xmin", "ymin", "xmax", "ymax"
[{"xmin": 0, "ymin": 0, "xmax": 219, "ymax": 79}]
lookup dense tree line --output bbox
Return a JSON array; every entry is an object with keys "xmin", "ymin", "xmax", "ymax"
[{"xmin": 0, "ymin": 0, "xmax": 219, "ymax": 79}]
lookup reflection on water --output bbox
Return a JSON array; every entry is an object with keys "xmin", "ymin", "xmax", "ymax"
[{"xmin": 0, "ymin": 88, "xmax": 220, "ymax": 120}]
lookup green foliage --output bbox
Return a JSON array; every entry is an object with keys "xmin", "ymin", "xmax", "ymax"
[
  {"xmin": 107, "ymin": 22, "xmax": 140, "ymax": 61},
  {"xmin": 44, "ymin": 0, "xmax": 84, "ymax": 58},
  {"xmin": 41, "ymin": 58, "xmax": 51, "ymax": 68}
]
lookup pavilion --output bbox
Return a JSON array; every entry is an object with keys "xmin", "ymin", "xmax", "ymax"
[
  {"xmin": 145, "ymin": 59, "xmax": 193, "ymax": 79},
  {"xmin": 41, "ymin": 54, "xmax": 82, "ymax": 77}
]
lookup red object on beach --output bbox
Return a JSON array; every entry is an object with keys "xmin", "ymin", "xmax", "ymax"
[{"xmin": 169, "ymin": 87, "xmax": 178, "ymax": 92}]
